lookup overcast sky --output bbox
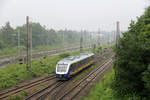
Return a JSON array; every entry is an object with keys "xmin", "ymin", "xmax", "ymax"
[{"xmin": 0, "ymin": 0, "xmax": 149, "ymax": 31}]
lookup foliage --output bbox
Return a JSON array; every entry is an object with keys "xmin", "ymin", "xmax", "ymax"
[
  {"xmin": 112, "ymin": 6, "xmax": 150, "ymax": 99},
  {"xmin": 0, "ymin": 21, "xmax": 115, "ymax": 56},
  {"xmin": 59, "ymin": 52, "xmax": 70, "ymax": 58},
  {"xmin": 0, "ymin": 22, "xmax": 92, "ymax": 51},
  {"xmin": 0, "ymin": 48, "xmax": 92, "ymax": 91},
  {"xmin": 81, "ymin": 69, "xmax": 116, "ymax": 100},
  {"xmin": 0, "ymin": 46, "xmax": 25, "ymax": 55},
  {"xmin": 0, "ymin": 55, "xmax": 60, "ymax": 90},
  {"xmin": 81, "ymin": 69, "xmax": 142, "ymax": 100},
  {"xmin": 0, "ymin": 22, "xmax": 16, "ymax": 47}
]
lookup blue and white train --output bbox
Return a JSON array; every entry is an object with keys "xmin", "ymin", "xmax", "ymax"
[{"xmin": 56, "ymin": 52, "xmax": 95, "ymax": 80}]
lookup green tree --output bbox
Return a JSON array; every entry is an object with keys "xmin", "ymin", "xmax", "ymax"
[
  {"xmin": 1, "ymin": 22, "xmax": 16, "ymax": 47},
  {"xmin": 113, "ymin": 6, "xmax": 150, "ymax": 99}
]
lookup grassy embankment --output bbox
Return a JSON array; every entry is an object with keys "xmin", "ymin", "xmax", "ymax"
[
  {"xmin": 0, "ymin": 48, "xmax": 92, "ymax": 91},
  {"xmin": 81, "ymin": 69, "xmax": 117, "ymax": 100},
  {"xmin": 81, "ymin": 69, "xmax": 139, "ymax": 100},
  {"xmin": 0, "ymin": 43, "xmax": 113, "ymax": 91},
  {"xmin": 0, "ymin": 45, "xmax": 67, "ymax": 56},
  {"xmin": 0, "ymin": 41, "xmax": 92, "ymax": 56}
]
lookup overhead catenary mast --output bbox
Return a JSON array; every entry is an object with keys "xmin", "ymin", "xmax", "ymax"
[
  {"xmin": 98, "ymin": 28, "xmax": 101, "ymax": 47},
  {"xmin": 26, "ymin": 16, "xmax": 32, "ymax": 71},
  {"xmin": 116, "ymin": 21, "xmax": 120, "ymax": 47},
  {"xmin": 80, "ymin": 30, "xmax": 83, "ymax": 52},
  {"xmin": 90, "ymin": 32, "xmax": 92, "ymax": 48},
  {"xmin": 17, "ymin": 29, "xmax": 20, "ymax": 56}
]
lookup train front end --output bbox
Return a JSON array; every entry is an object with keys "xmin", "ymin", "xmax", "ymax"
[{"xmin": 56, "ymin": 62, "xmax": 70, "ymax": 80}]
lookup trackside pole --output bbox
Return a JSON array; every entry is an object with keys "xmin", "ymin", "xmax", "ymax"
[
  {"xmin": 80, "ymin": 30, "xmax": 83, "ymax": 52},
  {"xmin": 116, "ymin": 21, "xmax": 120, "ymax": 47},
  {"xmin": 26, "ymin": 16, "xmax": 31, "ymax": 71}
]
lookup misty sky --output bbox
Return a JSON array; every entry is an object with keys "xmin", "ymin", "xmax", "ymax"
[{"xmin": 0, "ymin": 0, "xmax": 149, "ymax": 31}]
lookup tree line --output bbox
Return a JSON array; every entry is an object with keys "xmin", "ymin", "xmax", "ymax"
[
  {"xmin": 113, "ymin": 6, "xmax": 150, "ymax": 100},
  {"xmin": 0, "ymin": 22, "xmax": 92, "ymax": 50}
]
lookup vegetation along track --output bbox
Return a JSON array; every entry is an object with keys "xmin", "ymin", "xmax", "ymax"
[
  {"xmin": 0, "ymin": 48, "xmax": 112, "ymax": 100},
  {"xmin": 0, "ymin": 45, "xmax": 90, "ymax": 67},
  {"xmin": 0, "ymin": 74, "xmax": 56, "ymax": 100},
  {"xmin": 24, "ymin": 81, "xmax": 65, "ymax": 100},
  {"xmin": 54, "ymin": 56, "xmax": 113, "ymax": 100},
  {"xmin": 24, "ymin": 48, "xmax": 113, "ymax": 100}
]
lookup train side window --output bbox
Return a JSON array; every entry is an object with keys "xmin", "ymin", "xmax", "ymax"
[
  {"xmin": 74, "ymin": 63, "xmax": 77, "ymax": 68},
  {"xmin": 91, "ymin": 56, "xmax": 93, "ymax": 60},
  {"xmin": 76, "ymin": 62, "xmax": 79, "ymax": 68},
  {"xmin": 73, "ymin": 63, "xmax": 76, "ymax": 71},
  {"xmin": 88, "ymin": 57, "xmax": 91, "ymax": 62},
  {"xmin": 78, "ymin": 62, "xmax": 81, "ymax": 68},
  {"xmin": 82, "ymin": 59, "xmax": 84, "ymax": 65},
  {"xmin": 85, "ymin": 58, "xmax": 88, "ymax": 63},
  {"xmin": 79, "ymin": 61, "xmax": 82, "ymax": 67},
  {"xmin": 70, "ymin": 63, "xmax": 75, "ymax": 71},
  {"xmin": 83, "ymin": 59, "xmax": 86, "ymax": 64}
]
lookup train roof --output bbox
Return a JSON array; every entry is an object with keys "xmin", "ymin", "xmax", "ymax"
[{"xmin": 57, "ymin": 52, "xmax": 94, "ymax": 65}]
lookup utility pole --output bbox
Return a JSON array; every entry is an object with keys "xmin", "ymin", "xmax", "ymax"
[
  {"xmin": 98, "ymin": 28, "xmax": 101, "ymax": 47},
  {"xmin": 30, "ymin": 27, "xmax": 32, "ymax": 60},
  {"xmin": 113, "ymin": 31, "xmax": 115, "ymax": 43},
  {"xmin": 17, "ymin": 29, "xmax": 20, "ymax": 56},
  {"xmin": 116, "ymin": 21, "xmax": 120, "ymax": 47},
  {"xmin": 80, "ymin": 30, "xmax": 83, "ymax": 52},
  {"xmin": 108, "ymin": 32, "xmax": 110, "ymax": 44},
  {"xmin": 90, "ymin": 32, "xmax": 92, "ymax": 48},
  {"xmin": 98, "ymin": 28, "xmax": 102, "ymax": 54},
  {"xmin": 63, "ymin": 30, "xmax": 64, "ymax": 47},
  {"xmin": 26, "ymin": 16, "xmax": 31, "ymax": 71}
]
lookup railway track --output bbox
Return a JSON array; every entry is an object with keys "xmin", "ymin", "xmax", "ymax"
[
  {"xmin": 52, "ymin": 57, "xmax": 113, "ymax": 100},
  {"xmin": 24, "ymin": 49, "xmax": 113, "ymax": 100},
  {"xmin": 0, "ymin": 74, "xmax": 56, "ymax": 100},
  {"xmin": 0, "ymin": 45, "xmax": 90, "ymax": 67},
  {"xmin": 0, "ymin": 48, "xmax": 113, "ymax": 100},
  {"xmin": 24, "ymin": 81, "xmax": 65, "ymax": 100}
]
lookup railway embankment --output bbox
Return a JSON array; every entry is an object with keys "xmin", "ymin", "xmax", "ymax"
[
  {"xmin": 0, "ymin": 47, "xmax": 113, "ymax": 100},
  {"xmin": 81, "ymin": 69, "xmax": 115, "ymax": 100}
]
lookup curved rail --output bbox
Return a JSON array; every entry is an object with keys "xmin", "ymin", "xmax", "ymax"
[
  {"xmin": 0, "ymin": 74, "xmax": 56, "ymax": 100},
  {"xmin": 24, "ymin": 81, "xmax": 64, "ymax": 100},
  {"xmin": 58, "ymin": 57, "xmax": 113, "ymax": 100}
]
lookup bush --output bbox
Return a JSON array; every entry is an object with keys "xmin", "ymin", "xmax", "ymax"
[{"xmin": 59, "ymin": 52, "xmax": 70, "ymax": 58}]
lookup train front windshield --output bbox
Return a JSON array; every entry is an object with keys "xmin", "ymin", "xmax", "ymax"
[{"xmin": 57, "ymin": 64, "xmax": 68, "ymax": 72}]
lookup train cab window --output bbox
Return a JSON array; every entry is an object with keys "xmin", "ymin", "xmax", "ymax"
[
  {"xmin": 76, "ymin": 62, "xmax": 80, "ymax": 68},
  {"xmin": 70, "ymin": 64, "xmax": 74, "ymax": 71}
]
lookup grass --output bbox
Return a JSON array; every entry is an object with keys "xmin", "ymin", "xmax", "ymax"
[
  {"xmin": 0, "ymin": 53, "xmax": 59, "ymax": 91},
  {"xmin": 81, "ymin": 68, "xmax": 141, "ymax": 100},
  {"xmin": 0, "ymin": 48, "xmax": 93, "ymax": 91},
  {"xmin": 0, "ymin": 43, "xmax": 79, "ymax": 56},
  {"xmin": 0, "ymin": 46, "xmax": 25, "ymax": 56},
  {"xmin": 81, "ymin": 69, "xmax": 116, "ymax": 100},
  {"xmin": 0, "ymin": 43, "xmax": 114, "ymax": 92},
  {"xmin": 0, "ymin": 41, "xmax": 111, "ymax": 56},
  {"xmin": 0, "ymin": 42, "xmax": 83, "ymax": 56}
]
